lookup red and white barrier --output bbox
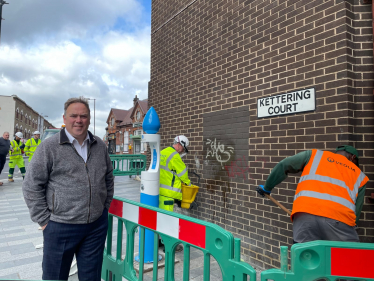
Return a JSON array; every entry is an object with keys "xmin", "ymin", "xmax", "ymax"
[
  {"xmin": 331, "ymin": 247, "xmax": 374, "ymax": 279},
  {"xmin": 109, "ymin": 198, "xmax": 206, "ymax": 249}
]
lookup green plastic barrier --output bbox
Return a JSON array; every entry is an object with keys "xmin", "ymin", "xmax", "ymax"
[
  {"xmin": 102, "ymin": 196, "xmax": 257, "ymax": 281},
  {"xmin": 261, "ymin": 240, "xmax": 374, "ymax": 281},
  {"xmin": 110, "ymin": 154, "xmax": 146, "ymax": 176}
]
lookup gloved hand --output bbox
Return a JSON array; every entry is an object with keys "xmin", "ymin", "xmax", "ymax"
[{"xmin": 256, "ymin": 185, "xmax": 271, "ymax": 197}]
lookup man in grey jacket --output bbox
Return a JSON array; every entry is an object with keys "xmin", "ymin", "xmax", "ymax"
[{"xmin": 23, "ymin": 97, "xmax": 114, "ymax": 281}]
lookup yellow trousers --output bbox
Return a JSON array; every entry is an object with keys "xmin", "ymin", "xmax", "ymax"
[{"xmin": 8, "ymin": 157, "xmax": 26, "ymax": 179}]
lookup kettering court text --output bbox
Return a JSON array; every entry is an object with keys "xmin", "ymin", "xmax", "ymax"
[{"xmin": 257, "ymin": 88, "xmax": 316, "ymax": 118}]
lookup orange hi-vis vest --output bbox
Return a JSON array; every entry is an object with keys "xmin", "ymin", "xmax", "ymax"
[{"xmin": 291, "ymin": 149, "xmax": 369, "ymax": 226}]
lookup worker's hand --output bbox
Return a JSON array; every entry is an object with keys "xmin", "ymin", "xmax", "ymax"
[
  {"xmin": 256, "ymin": 185, "xmax": 271, "ymax": 197},
  {"xmin": 41, "ymin": 224, "xmax": 48, "ymax": 231}
]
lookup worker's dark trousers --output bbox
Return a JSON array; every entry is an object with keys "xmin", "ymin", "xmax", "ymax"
[
  {"xmin": 0, "ymin": 155, "xmax": 6, "ymax": 175},
  {"xmin": 293, "ymin": 212, "xmax": 359, "ymax": 243},
  {"xmin": 42, "ymin": 208, "xmax": 108, "ymax": 281}
]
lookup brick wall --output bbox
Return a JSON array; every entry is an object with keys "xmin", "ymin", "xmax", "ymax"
[{"xmin": 150, "ymin": 0, "xmax": 374, "ymax": 269}]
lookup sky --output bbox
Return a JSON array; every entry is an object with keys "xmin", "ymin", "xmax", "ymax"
[{"xmin": 0, "ymin": 0, "xmax": 152, "ymax": 138}]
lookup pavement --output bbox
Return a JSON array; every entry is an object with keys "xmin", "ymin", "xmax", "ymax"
[{"xmin": 0, "ymin": 174, "xmax": 262, "ymax": 281}]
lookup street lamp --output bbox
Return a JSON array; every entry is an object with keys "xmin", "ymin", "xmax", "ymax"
[
  {"xmin": 87, "ymin": 98, "xmax": 96, "ymax": 135},
  {"xmin": 0, "ymin": 0, "xmax": 9, "ymax": 45}
]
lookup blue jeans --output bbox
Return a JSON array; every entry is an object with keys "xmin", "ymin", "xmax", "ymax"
[{"xmin": 42, "ymin": 208, "xmax": 108, "ymax": 281}]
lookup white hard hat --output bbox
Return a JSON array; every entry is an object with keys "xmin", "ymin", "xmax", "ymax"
[
  {"xmin": 33, "ymin": 131, "xmax": 41, "ymax": 135},
  {"xmin": 15, "ymin": 132, "xmax": 23, "ymax": 138},
  {"xmin": 174, "ymin": 135, "xmax": 189, "ymax": 153}
]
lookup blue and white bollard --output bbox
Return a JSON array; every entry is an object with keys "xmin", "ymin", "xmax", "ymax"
[{"xmin": 135, "ymin": 107, "xmax": 161, "ymax": 263}]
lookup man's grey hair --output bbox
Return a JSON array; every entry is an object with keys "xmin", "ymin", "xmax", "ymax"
[
  {"xmin": 3, "ymin": 132, "xmax": 9, "ymax": 136},
  {"xmin": 64, "ymin": 97, "xmax": 90, "ymax": 116}
]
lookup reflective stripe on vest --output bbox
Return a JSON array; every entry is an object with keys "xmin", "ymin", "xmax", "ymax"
[
  {"xmin": 160, "ymin": 151, "xmax": 178, "ymax": 173},
  {"xmin": 160, "ymin": 151, "xmax": 190, "ymax": 184},
  {"xmin": 26, "ymin": 139, "xmax": 39, "ymax": 148},
  {"xmin": 294, "ymin": 190, "xmax": 355, "ymax": 212},
  {"xmin": 299, "ymin": 172, "xmax": 367, "ymax": 204},
  {"xmin": 160, "ymin": 183, "xmax": 182, "ymax": 194},
  {"xmin": 10, "ymin": 141, "xmax": 22, "ymax": 157}
]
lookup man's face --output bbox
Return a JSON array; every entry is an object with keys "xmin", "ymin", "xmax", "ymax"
[
  {"xmin": 63, "ymin": 103, "xmax": 90, "ymax": 139},
  {"xmin": 3, "ymin": 133, "xmax": 9, "ymax": 140},
  {"xmin": 176, "ymin": 143, "xmax": 184, "ymax": 154},
  {"xmin": 34, "ymin": 134, "xmax": 40, "ymax": 139},
  {"xmin": 15, "ymin": 136, "xmax": 20, "ymax": 141}
]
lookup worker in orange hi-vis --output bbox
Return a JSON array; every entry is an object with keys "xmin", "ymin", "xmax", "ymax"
[{"xmin": 257, "ymin": 145, "xmax": 369, "ymax": 243}]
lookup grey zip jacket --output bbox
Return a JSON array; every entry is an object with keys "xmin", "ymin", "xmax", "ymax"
[{"xmin": 23, "ymin": 128, "xmax": 114, "ymax": 226}]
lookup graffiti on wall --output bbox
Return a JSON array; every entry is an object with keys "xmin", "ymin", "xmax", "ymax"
[
  {"xmin": 205, "ymin": 138, "xmax": 234, "ymax": 168},
  {"xmin": 224, "ymin": 155, "xmax": 249, "ymax": 179},
  {"xmin": 224, "ymin": 156, "xmax": 267, "ymax": 179}
]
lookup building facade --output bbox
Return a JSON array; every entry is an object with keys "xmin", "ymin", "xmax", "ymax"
[
  {"xmin": 0, "ymin": 95, "xmax": 54, "ymax": 140},
  {"xmin": 149, "ymin": 0, "xmax": 374, "ymax": 269},
  {"xmin": 105, "ymin": 96, "xmax": 149, "ymax": 155}
]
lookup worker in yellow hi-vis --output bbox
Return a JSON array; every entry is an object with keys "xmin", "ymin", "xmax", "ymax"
[
  {"xmin": 159, "ymin": 135, "xmax": 191, "ymax": 212},
  {"xmin": 159, "ymin": 135, "xmax": 191, "ymax": 252},
  {"xmin": 24, "ymin": 131, "xmax": 41, "ymax": 162},
  {"xmin": 8, "ymin": 132, "xmax": 26, "ymax": 182}
]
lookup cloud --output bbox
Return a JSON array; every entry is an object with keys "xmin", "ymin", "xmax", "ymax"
[
  {"xmin": 1, "ymin": 0, "xmax": 144, "ymax": 44},
  {"xmin": 0, "ymin": 0, "xmax": 151, "ymax": 139}
]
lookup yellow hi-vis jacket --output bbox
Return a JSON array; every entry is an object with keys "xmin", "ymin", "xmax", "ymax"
[
  {"xmin": 24, "ymin": 138, "xmax": 41, "ymax": 160},
  {"xmin": 9, "ymin": 140, "xmax": 23, "ymax": 160},
  {"xmin": 160, "ymin": 146, "xmax": 191, "ymax": 201}
]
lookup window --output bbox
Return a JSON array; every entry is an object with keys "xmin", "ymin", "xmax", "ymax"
[
  {"xmin": 16, "ymin": 108, "xmax": 19, "ymax": 119},
  {"xmin": 134, "ymin": 141, "xmax": 141, "ymax": 153},
  {"xmin": 135, "ymin": 129, "xmax": 143, "ymax": 136},
  {"xmin": 136, "ymin": 110, "xmax": 141, "ymax": 121},
  {"xmin": 123, "ymin": 131, "xmax": 129, "ymax": 153},
  {"xmin": 141, "ymin": 142, "xmax": 147, "ymax": 153},
  {"xmin": 111, "ymin": 118, "xmax": 115, "ymax": 127},
  {"xmin": 20, "ymin": 110, "xmax": 23, "ymax": 121}
]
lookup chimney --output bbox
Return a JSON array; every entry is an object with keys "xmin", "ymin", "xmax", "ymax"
[{"xmin": 133, "ymin": 95, "xmax": 139, "ymax": 106}]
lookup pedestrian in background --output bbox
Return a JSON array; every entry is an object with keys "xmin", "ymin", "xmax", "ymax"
[
  {"xmin": 23, "ymin": 97, "xmax": 114, "ymax": 281},
  {"xmin": 8, "ymin": 132, "xmax": 26, "ymax": 182},
  {"xmin": 257, "ymin": 145, "xmax": 369, "ymax": 243},
  {"xmin": 0, "ymin": 131, "xmax": 12, "ymax": 186},
  {"xmin": 24, "ymin": 131, "xmax": 41, "ymax": 162}
]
